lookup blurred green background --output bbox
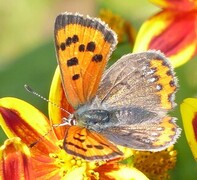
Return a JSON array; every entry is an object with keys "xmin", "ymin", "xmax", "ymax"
[{"xmin": 0, "ymin": 0, "xmax": 197, "ymax": 179}]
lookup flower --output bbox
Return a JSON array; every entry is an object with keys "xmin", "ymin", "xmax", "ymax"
[
  {"xmin": 180, "ymin": 98, "xmax": 197, "ymax": 161},
  {"xmin": 0, "ymin": 68, "xmax": 148, "ymax": 179},
  {"xmin": 133, "ymin": 146, "xmax": 177, "ymax": 180},
  {"xmin": 133, "ymin": 0, "xmax": 197, "ymax": 67}
]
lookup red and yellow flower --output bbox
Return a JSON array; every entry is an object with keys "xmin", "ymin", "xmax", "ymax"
[{"xmin": 133, "ymin": 0, "xmax": 197, "ymax": 67}]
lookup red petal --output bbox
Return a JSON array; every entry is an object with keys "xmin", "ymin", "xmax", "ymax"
[
  {"xmin": 149, "ymin": 11, "xmax": 197, "ymax": 56},
  {"xmin": 0, "ymin": 97, "xmax": 59, "ymax": 156}
]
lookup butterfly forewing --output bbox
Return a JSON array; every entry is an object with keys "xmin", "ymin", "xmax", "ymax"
[
  {"xmin": 54, "ymin": 12, "xmax": 117, "ymax": 108},
  {"xmin": 95, "ymin": 50, "xmax": 177, "ymax": 112},
  {"xmin": 63, "ymin": 126, "xmax": 123, "ymax": 161}
]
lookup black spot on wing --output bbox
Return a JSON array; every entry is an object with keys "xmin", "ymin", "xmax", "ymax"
[
  {"xmin": 86, "ymin": 41, "xmax": 96, "ymax": 52},
  {"xmin": 72, "ymin": 74, "xmax": 80, "ymax": 80},
  {"xmin": 79, "ymin": 44, "xmax": 85, "ymax": 52},
  {"xmin": 92, "ymin": 54, "xmax": 103, "ymax": 62},
  {"xmin": 67, "ymin": 57, "xmax": 78, "ymax": 67}
]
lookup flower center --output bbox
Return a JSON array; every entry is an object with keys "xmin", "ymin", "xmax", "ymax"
[{"xmin": 49, "ymin": 140, "xmax": 102, "ymax": 179}]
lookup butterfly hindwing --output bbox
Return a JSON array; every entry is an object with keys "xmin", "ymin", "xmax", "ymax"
[
  {"xmin": 101, "ymin": 115, "xmax": 180, "ymax": 151},
  {"xmin": 54, "ymin": 12, "xmax": 117, "ymax": 109}
]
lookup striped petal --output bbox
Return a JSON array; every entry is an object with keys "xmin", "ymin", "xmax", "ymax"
[
  {"xmin": 150, "ymin": 0, "xmax": 197, "ymax": 11},
  {"xmin": 133, "ymin": 10, "xmax": 197, "ymax": 67},
  {"xmin": 48, "ymin": 67, "xmax": 74, "ymax": 140},
  {"xmin": 180, "ymin": 98, "xmax": 197, "ymax": 161},
  {"xmin": 0, "ymin": 97, "xmax": 58, "ymax": 156},
  {"xmin": 0, "ymin": 137, "xmax": 35, "ymax": 179}
]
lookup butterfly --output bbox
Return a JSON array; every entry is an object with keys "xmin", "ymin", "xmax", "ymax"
[{"xmin": 54, "ymin": 12, "xmax": 181, "ymax": 161}]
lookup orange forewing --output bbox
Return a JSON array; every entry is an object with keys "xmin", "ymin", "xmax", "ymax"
[
  {"xmin": 63, "ymin": 126, "xmax": 123, "ymax": 161},
  {"xmin": 54, "ymin": 13, "xmax": 117, "ymax": 108}
]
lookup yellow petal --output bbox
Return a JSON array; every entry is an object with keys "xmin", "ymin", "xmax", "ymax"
[
  {"xmin": 150, "ymin": 0, "xmax": 197, "ymax": 11},
  {"xmin": 64, "ymin": 166, "xmax": 85, "ymax": 180},
  {"xmin": 133, "ymin": 10, "xmax": 197, "ymax": 67},
  {"xmin": 0, "ymin": 97, "xmax": 58, "ymax": 155},
  {"xmin": 180, "ymin": 98, "xmax": 197, "ymax": 161},
  {"xmin": 98, "ymin": 163, "xmax": 149, "ymax": 180},
  {"xmin": 48, "ymin": 67, "xmax": 74, "ymax": 140},
  {"xmin": 0, "ymin": 137, "xmax": 35, "ymax": 179},
  {"xmin": 107, "ymin": 167, "xmax": 149, "ymax": 180}
]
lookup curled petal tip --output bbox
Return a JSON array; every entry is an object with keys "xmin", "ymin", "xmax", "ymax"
[{"xmin": 0, "ymin": 137, "xmax": 35, "ymax": 179}]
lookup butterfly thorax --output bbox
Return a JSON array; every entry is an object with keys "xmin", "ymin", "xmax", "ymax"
[{"xmin": 74, "ymin": 108, "xmax": 111, "ymax": 132}]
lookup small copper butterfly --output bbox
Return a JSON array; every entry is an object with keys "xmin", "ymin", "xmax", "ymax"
[{"xmin": 54, "ymin": 12, "xmax": 181, "ymax": 161}]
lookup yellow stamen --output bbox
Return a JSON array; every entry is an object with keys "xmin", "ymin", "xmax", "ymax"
[
  {"xmin": 133, "ymin": 146, "xmax": 177, "ymax": 180},
  {"xmin": 49, "ymin": 140, "xmax": 105, "ymax": 179}
]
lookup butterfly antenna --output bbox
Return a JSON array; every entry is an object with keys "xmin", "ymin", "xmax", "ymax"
[
  {"xmin": 29, "ymin": 128, "xmax": 54, "ymax": 148},
  {"xmin": 24, "ymin": 84, "xmax": 71, "ymax": 116}
]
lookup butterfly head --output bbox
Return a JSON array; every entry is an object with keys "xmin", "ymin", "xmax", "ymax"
[{"xmin": 58, "ymin": 114, "xmax": 77, "ymax": 127}]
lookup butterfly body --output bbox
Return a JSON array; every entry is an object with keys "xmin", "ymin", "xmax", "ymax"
[{"xmin": 54, "ymin": 12, "xmax": 181, "ymax": 161}]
